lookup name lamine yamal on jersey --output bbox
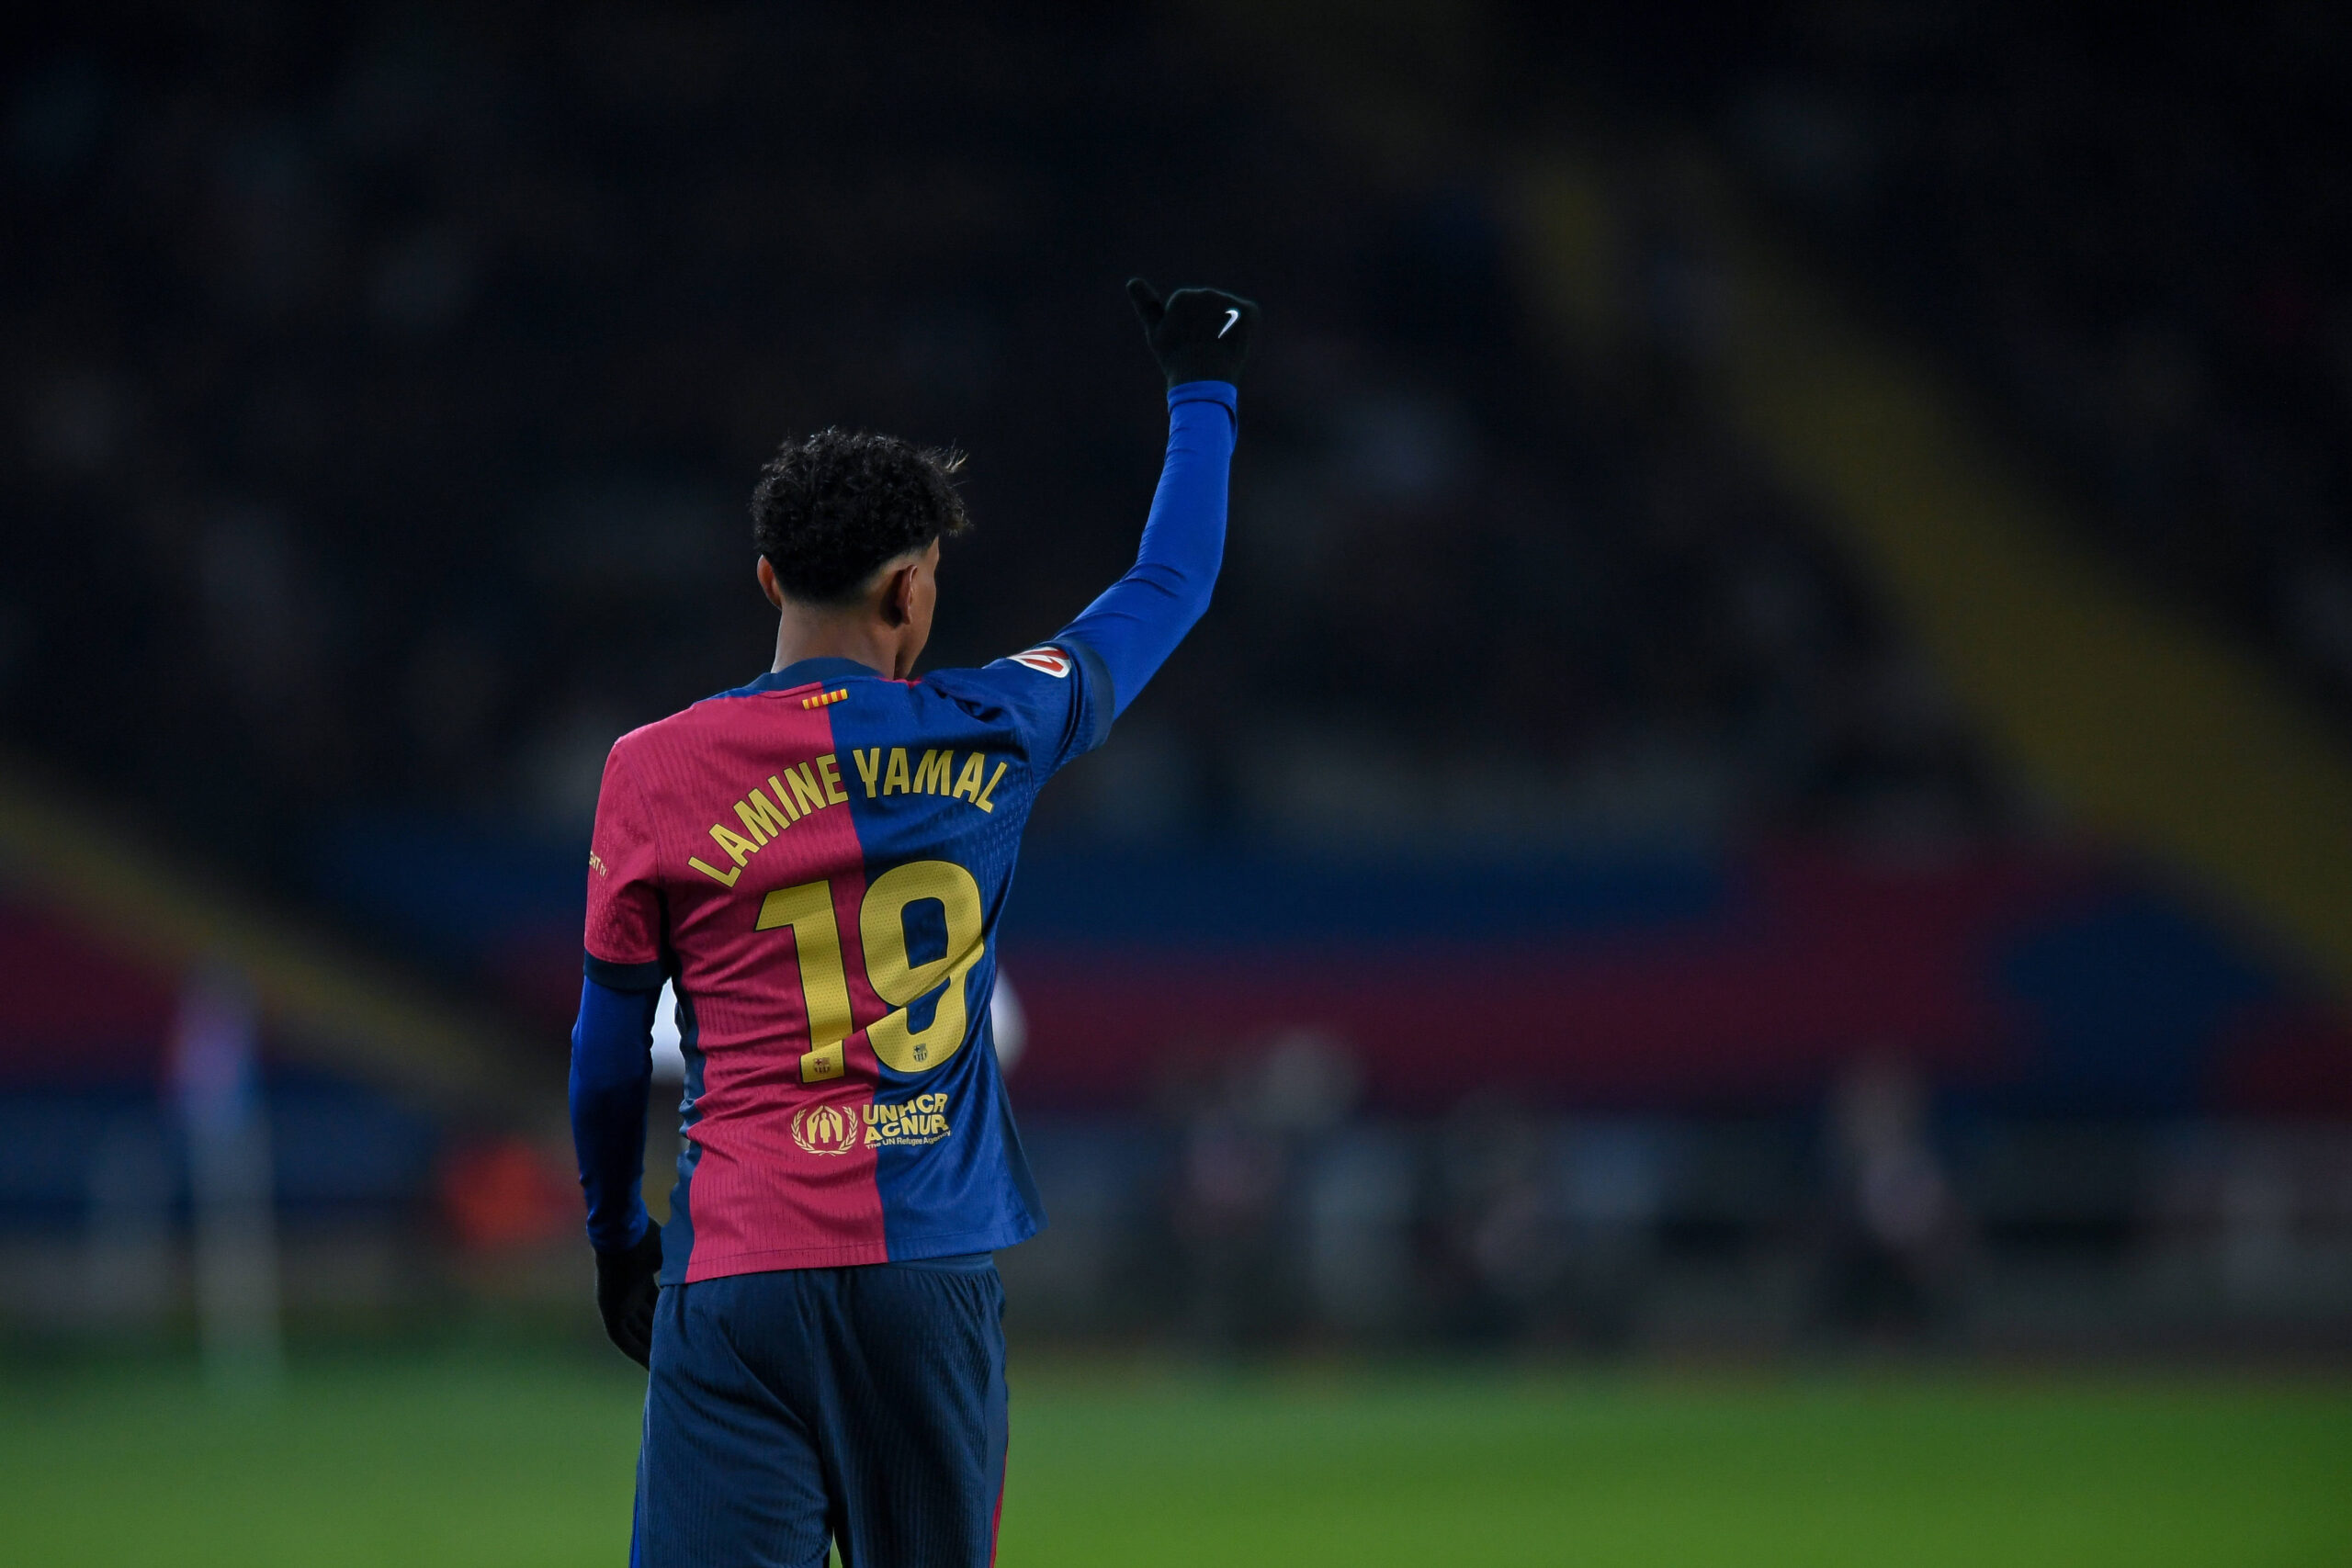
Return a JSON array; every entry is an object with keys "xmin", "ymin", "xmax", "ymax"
[{"xmin": 687, "ymin": 743, "xmax": 1012, "ymax": 888}]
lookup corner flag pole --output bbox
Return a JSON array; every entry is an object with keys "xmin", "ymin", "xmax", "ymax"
[{"xmin": 171, "ymin": 964, "xmax": 282, "ymax": 1392}]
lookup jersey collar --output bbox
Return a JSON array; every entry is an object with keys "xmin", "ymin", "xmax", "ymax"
[{"xmin": 724, "ymin": 655, "xmax": 884, "ymax": 699}]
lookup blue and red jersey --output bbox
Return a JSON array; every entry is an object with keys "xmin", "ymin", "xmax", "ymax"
[
  {"xmin": 585, "ymin": 646, "xmax": 1109, "ymax": 1280},
  {"xmin": 571, "ymin": 379, "xmax": 1237, "ymax": 1281}
]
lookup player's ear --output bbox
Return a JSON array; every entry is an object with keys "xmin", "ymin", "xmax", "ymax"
[
  {"xmin": 755, "ymin": 554, "xmax": 786, "ymax": 611},
  {"xmin": 879, "ymin": 559, "xmax": 914, "ymax": 628}
]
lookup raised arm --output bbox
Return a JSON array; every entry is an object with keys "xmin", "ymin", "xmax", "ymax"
[{"xmin": 1054, "ymin": 279, "xmax": 1258, "ymax": 719}]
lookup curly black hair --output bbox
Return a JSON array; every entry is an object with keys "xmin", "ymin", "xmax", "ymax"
[{"xmin": 750, "ymin": 428, "xmax": 970, "ymax": 604}]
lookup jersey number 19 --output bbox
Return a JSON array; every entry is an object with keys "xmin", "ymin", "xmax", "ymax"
[{"xmin": 755, "ymin": 860, "xmax": 987, "ymax": 1083}]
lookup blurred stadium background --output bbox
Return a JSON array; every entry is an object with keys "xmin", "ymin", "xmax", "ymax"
[{"xmin": 4, "ymin": 1, "xmax": 2349, "ymax": 1562}]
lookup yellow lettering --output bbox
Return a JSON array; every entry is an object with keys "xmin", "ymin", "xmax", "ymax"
[
  {"xmin": 756, "ymin": 881, "xmax": 854, "ymax": 1054},
  {"xmin": 853, "ymin": 748, "xmax": 883, "ymax": 797},
  {"xmin": 883, "ymin": 748, "xmax": 911, "ymax": 795},
  {"xmin": 784, "ymin": 762, "xmax": 828, "ymax": 816},
  {"xmin": 850, "ymin": 1097, "xmax": 948, "ymax": 1143},
  {"xmin": 765, "ymin": 776, "xmax": 802, "ymax": 822},
  {"xmin": 688, "ymin": 856, "xmax": 742, "ymax": 887},
  {"xmin": 707, "ymin": 823, "xmax": 761, "ymax": 867},
  {"xmin": 951, "ymin": 751, "xmax": 986, "ymax": 803},
  {"xmin": 799, "ymin": 1043, "xmax": 844, "ymax": 1083},
  {"xmin": 818, "ymin": 753, "xmax": 849, "ymax": 806},
  {"xmin": 863, "ymin": 860, "xmax": 985, "ymax": 1073},
  {"xmin": 973, "ymin": 760, "xmax": 1008, "ymax": 814},
  {"xmin": 912, "ymin": 749, "xmax": 955, "ymax": 795},
  {"xmin": 735, "ymin": 788, "xmax": 791, "ymax": 844}
]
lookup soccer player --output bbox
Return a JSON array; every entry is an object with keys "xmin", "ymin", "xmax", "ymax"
[{"xmin": 569, "ymin": 279, "xmax": 1257, "ymax": 1567}]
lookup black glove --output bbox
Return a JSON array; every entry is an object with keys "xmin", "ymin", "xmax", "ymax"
[
  {"xmin": 1127, "ymin": 278, "xmax": 1260, "ymax": 388},
  {"xmin": 594, "ymin": 1224, "xmax": 662, "ymax": 1368}
]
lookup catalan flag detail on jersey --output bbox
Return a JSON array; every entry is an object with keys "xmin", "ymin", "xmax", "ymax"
[{"xmin": 583, "ymin": 642, "xmax": 1112, "ymax": 1283}]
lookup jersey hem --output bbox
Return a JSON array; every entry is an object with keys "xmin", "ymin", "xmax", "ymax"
[
  {"xmin": 673, "ymin": 1218, "xmax": 1037, "ymax": 1282},
  {"xmin": 680, "ymin": 1240, "xmax": 892, "ymax": 1280},
  {"xmin": 886, "ymin": 1216, "xmax": 1039, "ymax": 1262}
]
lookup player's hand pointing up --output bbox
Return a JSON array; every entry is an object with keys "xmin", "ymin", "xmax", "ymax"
[{"xmin": 1127, "ymin": 278, "xmax": 1259, "ymax": 388}]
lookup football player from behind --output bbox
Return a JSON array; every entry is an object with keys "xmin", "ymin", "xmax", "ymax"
[{"xmin": 570, "ymin": 279, "xmax": 1258, "ymax": 1566}]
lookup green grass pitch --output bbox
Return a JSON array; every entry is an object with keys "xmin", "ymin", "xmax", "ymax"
[{"xmin": 1, "ymin": 1350, "xmax": 2345, "ymax": 1565}]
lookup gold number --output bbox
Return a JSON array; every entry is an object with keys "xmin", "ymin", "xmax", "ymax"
[
  {"xmin": 755, "ymin": 880, "xmax": 854, "ymax": 1082},
  {"xmin": 756, "ymin": 861, "xmax": 985, "ymax": 1080},
  {"xmin": 862, "ymin": 860, "xmax": 986, "ymax": 1074}
]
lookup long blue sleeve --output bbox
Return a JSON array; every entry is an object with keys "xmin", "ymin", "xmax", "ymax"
[
  {"xmin": 1056, "ymin": 380, "xmax": 1237, "ymax": 717},
  {"xmin": 569, "ymin": 975, "xmax": 659, "ymax": 1252}
]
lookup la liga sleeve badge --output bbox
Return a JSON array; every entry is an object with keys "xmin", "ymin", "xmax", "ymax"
[{"xmin": 1007, "ymin": 646, "xmax": 1071, "ymax": 678}]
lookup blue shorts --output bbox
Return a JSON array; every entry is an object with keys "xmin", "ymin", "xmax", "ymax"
[{"xmin": 632, "ymin": 1256, "xmax": 1007, "ymax": 1568}]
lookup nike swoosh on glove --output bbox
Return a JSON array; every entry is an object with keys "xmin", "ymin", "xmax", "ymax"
[{"xmin": 1127, "ymin": 277, "xmax": 1260, "ymax": 388}]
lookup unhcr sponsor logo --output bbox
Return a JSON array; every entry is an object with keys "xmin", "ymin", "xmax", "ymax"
[
  {"xmin": 865, "ymin": 1093, "xmax": 952, "ymax": 1148},
  {"xmin": 789, "ymin": 1103, "xmax": 862, "ymax": 1156}
]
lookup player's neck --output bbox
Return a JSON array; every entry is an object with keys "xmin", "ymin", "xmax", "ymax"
[{"xmin": 770, "ymin": 609, "xmax": 903, "ymax": 681}]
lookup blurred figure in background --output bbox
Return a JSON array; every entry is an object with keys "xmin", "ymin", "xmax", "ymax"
[
  {"xmin": 1814, "ymin": 1056, "xmax": 1968, "ymax": 1346},
  {"xmin": 1430, "ymin": 1090, "xmax": 1570, "ymax": 1346},
  {"xmin": 1170, "ymin": 1032, "xmax": 1360, "ymax": 1351},
  {"xmin": 1555, "ymin": 1120, "xmax": 1667, "ymax": 1351},
  {"xmin": 1170, "ymin": 1068, "xmax": 1291, "ymax": 1351}
]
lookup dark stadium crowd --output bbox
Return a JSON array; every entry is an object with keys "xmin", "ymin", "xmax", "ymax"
[
  {"xmin": 7, "ymin": 2, "xmax": 2351, "ymax": 1359},
  {"xmin": 999, "ymin": 1050, "xmax": 2348, "ymax": 1353},
  {"xmin": 1699, "ymin": 4, "xmax": 2352, "ymax": 722},
  {"xmin": 4, "ymin": 4, "xmax": 1972, "ymax": 956}
]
